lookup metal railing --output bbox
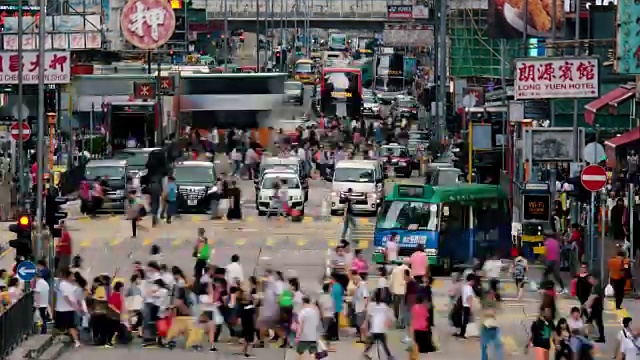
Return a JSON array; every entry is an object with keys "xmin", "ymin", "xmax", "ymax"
[
  {"xmin": 0, "ymin": 292, "xmax": 35, "ymax": 359},
  {"xmin": 205, "ymin": 0, "xmax": 389, "ymax": 18}
]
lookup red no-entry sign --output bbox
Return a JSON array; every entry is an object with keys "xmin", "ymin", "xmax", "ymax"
[
  {"xmin": 580, "ymin": 165, "xmax": 607, "ymax": 192},
  {"xmin": 10, "ymin": 122, "xmax": 31, "ymax": 142}
]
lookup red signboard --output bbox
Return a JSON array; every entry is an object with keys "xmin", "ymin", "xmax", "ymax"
[
  {"xmin": 120, "ymin": 0, "xmax": 176, "ymax": 50},
  {"xmin": 580, "ymin": 165, "xmax": 607, "ymax": 192},
  {"xmin": 514, "ymin": 58, "xmax": 599, "ymax": 100},
  {"xmin": 159, "ymin": 76, "xmax": 174, "ymax": 92},
  {"xmin": 133, "ymin": 82, "xmax": 155, "ymax": 100},
  {"xmin": 10, "ymin": 121, "xmax": 31, "ymax": 141}
]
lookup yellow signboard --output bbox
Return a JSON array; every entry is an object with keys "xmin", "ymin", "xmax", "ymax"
[
  {"xmin": 331, "ymin": 91, "xmax": 352, "ymax": 98},
  {"xmin": 522, "ymin": 235, "xmax": 543, "ymax": 242}
]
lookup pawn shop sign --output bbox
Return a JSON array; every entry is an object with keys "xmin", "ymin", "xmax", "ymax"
[
  {"xmin": 120, "ymin": 0, "xmax": 176, "ymax": 50},
  {"xmin": 10, "ymin": 121, "xmax": 31, "ymax": 141},
  {"xmin": 580, "ymin": 165, "xmax": 607, "ymax": 192}
]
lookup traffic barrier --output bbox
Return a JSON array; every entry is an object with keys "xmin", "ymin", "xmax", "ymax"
[{"xmin": 0, "ymin": 292, "xmax": 35, "ymax": 358}]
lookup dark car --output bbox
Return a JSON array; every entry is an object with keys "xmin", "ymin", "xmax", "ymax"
[
  {"xmin": 85, "ymin": 160, "xmax": 128, "ymax": 213},
  {"xmin": 173, "ymin": 161, "xmax": 217, "ymax": 213},
  {"xmin": 392, "ymin": 98, "xmax": 419, "ymax": 121},
  {"xmin": 379, "ymin": 144, "xmax": 414, "ymax": 178}
]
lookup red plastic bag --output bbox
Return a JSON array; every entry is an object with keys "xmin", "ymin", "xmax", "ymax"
[
  {"xmin": 156, "ymin": 317, "xmax": 172, "ymax": 337},
  {"xmin": 570, "ymin": 278, "xmax": 577, "ymax": 297}
]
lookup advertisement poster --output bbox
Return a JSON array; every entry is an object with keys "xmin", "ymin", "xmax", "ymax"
[
  {"xmin": 514, "ymin": 58, "xmax": 599, "ymax": 99},
  {"xmin": 2, "ymin": 14, "xmax": 102, "ymax": 49},
  {"xmin": 383, "ymin": 24, "xmax": 434, "ymax": 47},
  {"xmin": 486, "ymin": 0, "xmax": 565, "ymax": 38},
  {"xmin": 522, "ymin": 194, "xmax": 550, "ymax": 221},
  {"xmin": 616, "ymin": 0, "xmax": 640, "ymax": 74}
]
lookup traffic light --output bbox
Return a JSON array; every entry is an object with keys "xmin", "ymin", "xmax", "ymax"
[
  {"xmin": 9, "ymin": 214, "xmax": 32, "ymax": 260},
  {"xmin": 275, "ymin": 51, "xmax": 281, "ymax": 65},
  {"xmin": 45, "ymin": 88, "xmax": 56, "ymax": 113},
  {"xmin": 46, "ymin": 193, "xmax": 68, "ymax": 238}
]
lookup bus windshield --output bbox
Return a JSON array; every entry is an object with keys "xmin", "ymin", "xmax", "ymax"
[
  {"xmin": 323, "ymin": 71, "xmax": 361, "ymax": 99},
  {"xmin": 376, "ymin": 201, "xmax": 439, "ymax": 231},
  {"xmin": 295, "ymin": 62, "xmax": 313, "ymax": 73}
]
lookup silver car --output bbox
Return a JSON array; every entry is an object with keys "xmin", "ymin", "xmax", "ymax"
[{"xmin": 285, "ymin": 81, "xmax": 304, "ymax": 106}]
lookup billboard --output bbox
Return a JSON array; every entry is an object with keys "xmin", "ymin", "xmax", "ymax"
[
  {"xmin": 387, "ymin": 5, "xmax": 413, "ymax": 19},
  {"xmin": 514, "ymin": 57, "xmax": 599, "ymax": 100},
  {"xmin": 383, "ymin": 24, "xmax": 434, "ymax": 47},
  {"xmin": 487, "ymin": 0, "xmax": 565, "ymax": 38},
  {"xmin": 523, "ymin": 127, "xmax": 586, "ymax": 162},
  {"xmin": 2, "ymin": 14, "xmax": 102, "ymax": 50},
  {"xmin": 616, "ymin": 0, "xmax": 640, "ymax": 74},
  {"xmin": 0, "ymin": 51, "xmax": 71, "ymax": 84},
  {"xmin": 120, "ymin": 0, "xmax": 176, "ymax": 50}
]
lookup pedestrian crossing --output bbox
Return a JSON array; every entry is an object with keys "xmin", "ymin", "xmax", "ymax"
[
  {"xmin": 72, "ymin": 213, "xmax": 377, "ymax": 225},
  {"xmin": 75, "ymin": 234, "xmax": 371, "ymax": 250}
]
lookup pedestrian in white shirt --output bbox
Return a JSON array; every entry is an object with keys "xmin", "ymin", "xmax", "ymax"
[
  {"xmin": 55, "ymin": 268, "xmax": 81, "ymax": 347},
  {"xmin": 619, "ymin": 326, "xmax": 640, "ymax": 360},
  {"xmin": 362, "ymin": 290, "xmax": 395, "ymax": 359},
  {"xmin": 482, "ymin": 255, "xmax": 503, "ymax": 301},
  {"xmin": 295, "ymin": 296, "xmax": 321, "ymax": 357},
  {"xmin": 455, "ymin": 274, "xmax": 476, "ymax": 339},
  {"xmin": 225, "ymin": 254, "xmax": 245, "ymax": 286},
  {"xmin": 6, "ymin": 277, "xmax": 21, "ymax": 305},
  {"xmin": 34, "ymin": 271, "xmax": 51, "ymax": 334}
]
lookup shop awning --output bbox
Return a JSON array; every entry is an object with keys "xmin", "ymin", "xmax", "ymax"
[
  {"xmin": 584, "ymin": 85, "xmax": 636, "ymax": 125},
  {"xmin": 604, "ymin": 128, "xmax": 640, "ymax": 148}
]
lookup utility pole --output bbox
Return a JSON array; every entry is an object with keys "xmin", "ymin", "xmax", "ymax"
[
  {"xmin": 573, "ymin": 0, "xmax": 581, "ymax": 160},
  {"xmin": 255, "ymin": 0, "xmax": 260, "ymax": 71},
  {"xmin": 436, "ymin": 0, "xmax": 446, "ymax": 142},
  {"xmin": 36, "ymin": 0, "xmax": 46, "ymax": 258},
  {"xmin": 17, "ymin": 0, "xmax": 24, "ymax": 208},
  {"xmin": 223, "ymin": 0, "xmax": 229, "ymax": 71}
]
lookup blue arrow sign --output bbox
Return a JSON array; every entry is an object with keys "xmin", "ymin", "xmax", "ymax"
[{"xmin": 16, "ymin": 261, "xmax": 37, "ymax": 281}]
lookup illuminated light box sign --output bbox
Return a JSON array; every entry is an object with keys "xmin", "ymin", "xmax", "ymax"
[
  {"xmin": 331, "ymin": 91, "xmax": 352, "ymax": 98},
  {"xmin": 522, "ymin": 194, "xmax": 550, "ymax": 221},
  {"xmin": 170, "ymin": 0, "xmax": 183, "ymax": 8}
]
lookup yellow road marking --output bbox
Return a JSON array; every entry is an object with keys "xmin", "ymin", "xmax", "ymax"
[
  {"xmin": 80, "ymin": 240, "xmax": 91, "ymax": 248},
  {"xmin": 328, "ymin": 239, "xmax": 337, "ymax": 248},
  {"xmin": 501, "ymin": 335, "xmax": 519, "ymax": 354},
  {"xmin": 143, "ymin": 238, "xmax": 153, "ymax": 246},
  {"xmin": 357, "ymin": 240, "xmax": 369, "ymax": 249},
  {"xmin": 171, "ymin": 238, "xmax": 183, "ymax": 247},
  {"xmin": 192, "ymin": 215, "xmax": 202, "ymax": 222},
  {"xmin": 266, "ymin": 238, "xmax": 275, "ymax": 246},
  {"xmin": 235, "ymin": 238, "xmax": 246, "ymax": 246},
  {"xmin": 109, "ymin": 238, "xmax": 122, "ymax": 246},
  {"xmin": 296, "ymin": 238, "xmax": 307, "ymax": 247}
]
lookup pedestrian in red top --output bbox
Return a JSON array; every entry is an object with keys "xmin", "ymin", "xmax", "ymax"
[
  {"xmin": 55, "ymin": 221, "xmax": 72, "ymax": 273},
  {"xmin": 107, "ymin": 281, "xmax": 126, "ymax": 346}
]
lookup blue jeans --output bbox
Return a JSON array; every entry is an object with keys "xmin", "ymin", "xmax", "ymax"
[
  {"xmin": 341, "ymin": 213, "xmax": 356, "ymax": 239},
  {"xmin": 166, "ymin": 201, "xmax": 176, "ymax": 221},
  {"xmin": 232, "ymin": 160, "xmax": 242, "ymax": 176},
  {"xmin": 480, "ymin": 326, "xmax": 504, "ymax": 360}
]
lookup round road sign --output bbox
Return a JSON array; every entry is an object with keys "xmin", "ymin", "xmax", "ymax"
[
  {"xmin": 580, "ymin": 165, "xmax": 607, "ymax": 192},
  {"xmin": 10, "ymin": 122, "xmax": 31, "ymax": 141}
]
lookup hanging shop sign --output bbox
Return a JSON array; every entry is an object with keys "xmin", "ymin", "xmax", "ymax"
[
  {"xmin": 514, "ymin": 57, "xmax": 599, "ymax": 100},
  {"xmin": 387, "ymin": 5, "xmax": 413, "ymax": 19},
  {"xmin": 0, "ymin": 51, "xmax": 71, "ymax": 84},
  {"xmin": 120, "ymin": 0, "xmax": 176, "ymax": 50}
]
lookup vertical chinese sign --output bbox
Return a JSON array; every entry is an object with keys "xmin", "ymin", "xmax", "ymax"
[
  {"xmin": 615, "ymin": 0, "xmax": 640, "ymax": 74},
  {"xmin": 513, "ymin": 58, "xmax": 600, "ymax": 100}
]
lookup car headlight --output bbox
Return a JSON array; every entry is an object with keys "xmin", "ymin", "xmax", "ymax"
[
  {"xmin": 399, "ymin": 161, "xmax": 406, "ymax": 166},
  {"xmin": 368, "ymin": 192, "xmax": 377, "ymax": 199},
  {"xmin": 115, "ymin": 189, "xmax": 125, "ymax": 196},
  {"xmin": 292, "ymin": 195, "xmax": 302, "ymax": 201}
]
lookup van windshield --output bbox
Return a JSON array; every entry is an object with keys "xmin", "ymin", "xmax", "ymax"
[
  {"xmin": 334, "ymin": 167, "xmax": 374, "ymax": 183},
  {"xmin": 377, "ymin": 201, "xmax": 438, "ymax": 231},
  {"xmin": 86, "ymin": 166, "xmax": 125, "ymax": 180}
]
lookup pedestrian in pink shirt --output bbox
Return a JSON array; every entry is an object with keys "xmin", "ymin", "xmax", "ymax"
[
  {"xmin": 79, "ymin": 180, "xmax": 90, "ymax": 215},
  {"xmin": 352, "ymin": 249, "xmax": 369, "ymax": 280},
  {"xmin": 542, "ymin": 230, "xmax": 566, "ymax": 293},
  {"xmin": 408, "ymin": 244, "xmax": 429, "ymax": 284}
]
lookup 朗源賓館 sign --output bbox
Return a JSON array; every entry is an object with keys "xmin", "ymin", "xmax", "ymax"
[
  {"xmin": 513, "ymin": 57, "xmax": 599, "ymax": 100},
  {"xmin": 0, "ymin": 51, "xmax": 71, "ymax": 84},
  {"xmin": 387, "ymin": 5, "xmax": 413, "ymax": 19}
]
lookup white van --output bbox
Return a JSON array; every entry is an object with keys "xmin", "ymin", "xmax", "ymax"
[{"xmin": 330, "ymin": 160, "xmax": 385, "ymax": 215}]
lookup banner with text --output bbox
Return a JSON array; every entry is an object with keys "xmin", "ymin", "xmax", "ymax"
[
  {"xmin": 2, "ymin": 14, "xmax": 102, "ymax": 50},
  {"xmin": 383, "ymin": 24, "xmax": 434, "ymax": 47},
  {"xmin": 0, "ymin": 51, "xmax": 71, "ymax": 84},
  {"xmin": 514, "ymin": 57, "xmax": 599, "ymax": 100},
  {"xmin": 387, "ymin": 5, "xmax": 413, "ymax": 19}
]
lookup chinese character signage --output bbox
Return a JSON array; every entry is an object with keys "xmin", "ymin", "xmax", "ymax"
[
  {"xmin": 486, "ymin": 0, "xmax": 565, "ymax": 39},
  {"xmin": 133, "ymin": 81, "xmax": 155, "ymax": 99},
  {"xmin": 514, "ymin": 57, "xmax": 599, "ymax": 100},
  {"xmin": 615, "ymin": 0, "xmax": 640, "ymax": 74},
  {"xmin": 0, "ymin": 51, "xmax": 70, "ymax": 84},
  {"xmin": 1, "ymin": 1, "xmax": 102, "ymax": 50},
  {"xmin": 387, "ymin": 5, "xmax": 413, "ymax": 19},
  {"xmin": 120, "ymin": 0, "xmax": 176, "ymax": 50}
]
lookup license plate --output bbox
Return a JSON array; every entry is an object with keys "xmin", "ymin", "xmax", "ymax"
[{"xmin": 188, "ymin": 200, "xmax": 197, "ymax": 206}]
